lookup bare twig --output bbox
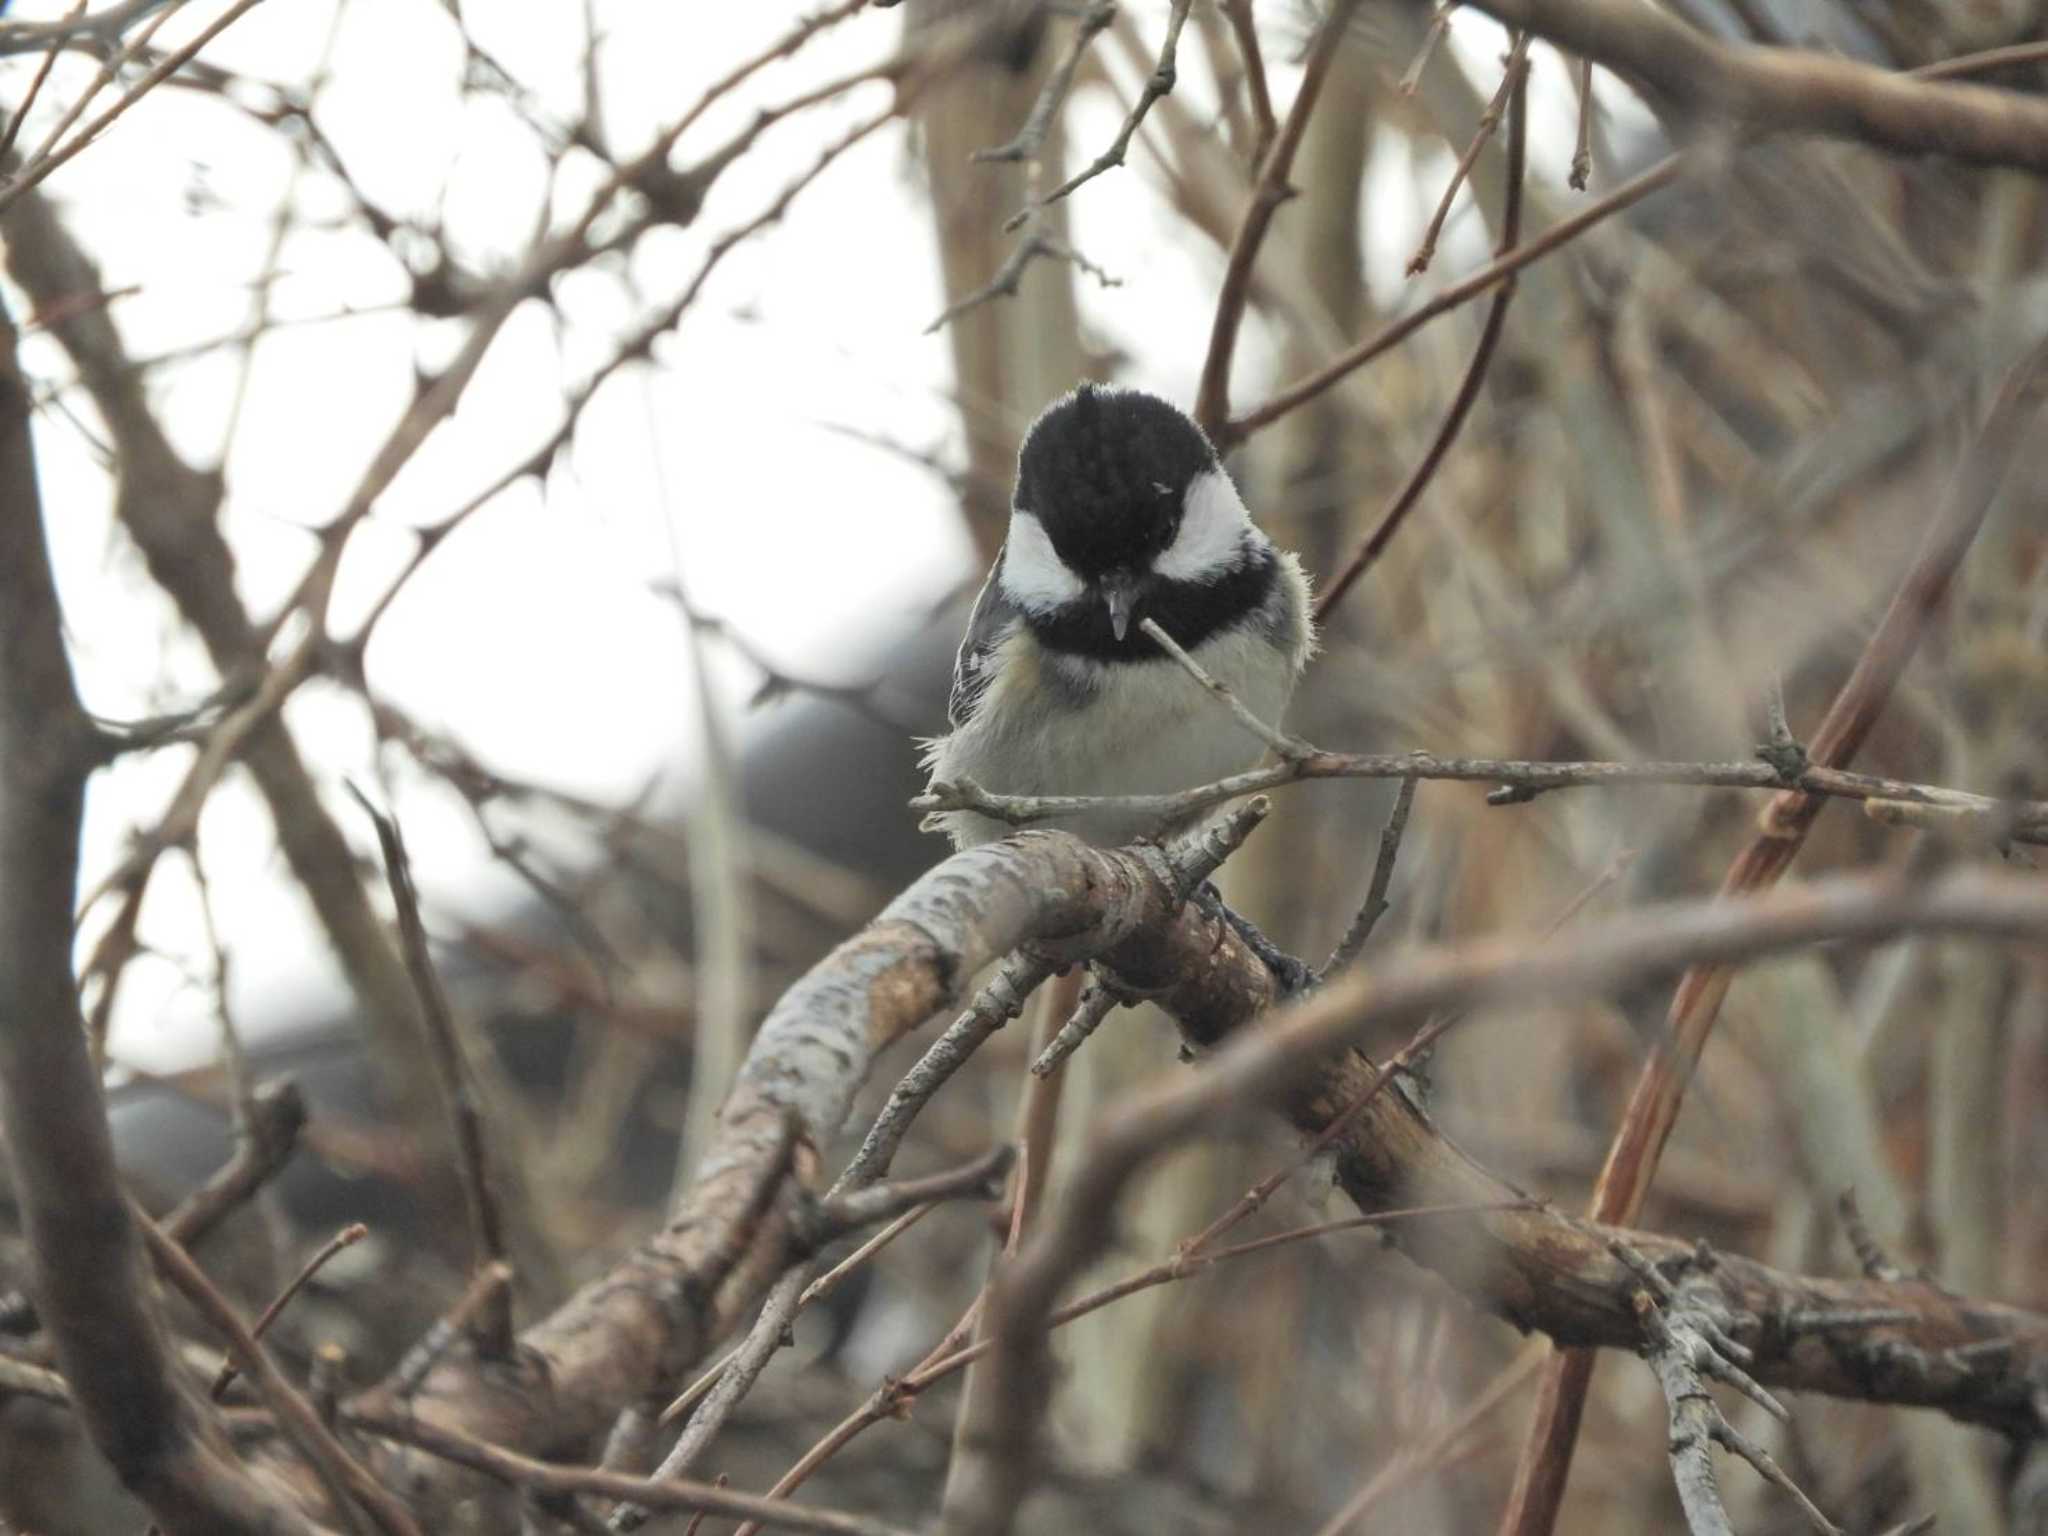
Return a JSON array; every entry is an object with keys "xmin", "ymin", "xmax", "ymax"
[
  {"xmin": 913, "ymin": 751, "xmax": 2048, "ymax": 846},
  {"xmin": 1029, "ymin": 970, "xmax": 1127, "ymax": 1076},
  {"xmin": 813, "ymin": 1145, "xmax": 1015, "ymax": 1239},
  {"xmin": 1569, "ymin": 56, "xmax": 1595, "ymax": 188},
  {"xmin": 973, "ymin": 0, "xmax": 1115, "ymax": 164},
  {"xmin": 1408, "ymin": 35, "xmax": 1528, "ymax": 275},
  {"xmin": 141, "ymin": 1207, "xmax": 421, "ymax": 1536},
  {"xmin": 1322, "ymin": 774, "xmax": 1420, "ymax": 977},
  {"xmin": 1192, "ymin": 0, "xmax": 1362, "ymax": 437},
  {"xmin": 839, "ymin": 950, "xmax": 1055, "ymax": 1190},
  {"xmin": 1316, "ymin": 47, "xmax": 1528, "ymax": 621},
  {"xmin": 390, "ymin": 1262, "xmax": 514, "ymax": 1400},
  {"xmin": 349, "ymin": 1409, "xmax": 920, "ymax": 1536},
  {"xmin": 348, "ymin": 785, "xmax": 514, "ymax": 1359},
  {"xmin": 1224, "ymin": 153, "xmax": 1676, "ymax": 448},
  {"xmin": 1219, "ymin": 0, "xmax": 1275, "ymax": 162},
  {"xmin": 0, "ymin": 0, "xmax": 86, "ymax": 161},
  {"xmin": 0, "ymin": 0, "xmax": 273, "ymax": 217},
  {"xmin": 1499, "ymin": 336, "xmax": 2048, "ymax": 1536},
  {"xmin": 1017, "ymin": 0, "xmax": 1194, "ymax": 221},
  {"xmin": 1400, "ymin": 2, "xmax": 1459, "ymax": 94},
  {"xmin": 1139, "ymin": 615, "xmax": 1313, "ymax": 761},
  {"xmin": 1633, "ymin": 1270, "xmax": 1845, "ymax": 1536},
  {"xmin": 212, "ymin": 1223, "xmax": 369, "ymax": 1401}
]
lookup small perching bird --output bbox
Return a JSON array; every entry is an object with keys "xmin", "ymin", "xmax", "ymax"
[{"xmin": 922, "ymin": 383, "xmax": 1315, "ymax": 852}]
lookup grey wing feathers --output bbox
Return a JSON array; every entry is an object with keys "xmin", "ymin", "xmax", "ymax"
[{"xmin": 947, "ymin": 548, "xmax": 1021, "ymax": 730}]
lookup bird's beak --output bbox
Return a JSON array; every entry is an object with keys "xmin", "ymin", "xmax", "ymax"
[{"xmin": 1101, "ymin": 573, "xmax": 1139, "ymax": 642}]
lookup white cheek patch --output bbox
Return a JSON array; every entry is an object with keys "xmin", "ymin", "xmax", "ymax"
[
  {"xmin": 1000, "ymin": 510, "xmax": 1086, "ymax": 612},
  {"xmin": 1154, "ymin": 467, "xmax": 1253, "ymax": 582}
]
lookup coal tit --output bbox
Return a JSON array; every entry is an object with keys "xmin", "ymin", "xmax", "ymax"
[{"xmin": 922, "ymin": 383, "xmax": 1315, "ymax": 851}]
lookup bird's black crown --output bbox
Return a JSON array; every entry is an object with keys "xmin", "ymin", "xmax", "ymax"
[{"xmin": 1014, "ymin": 384, "xmax": 1218, "ymax": 577}]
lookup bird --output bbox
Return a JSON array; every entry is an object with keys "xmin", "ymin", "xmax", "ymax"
[{"xmin": 921, "ymin": 382, "xmax": 1315, "ymax": 855}]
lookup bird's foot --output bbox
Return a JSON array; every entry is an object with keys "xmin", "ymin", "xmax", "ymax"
[{"xmin": 1192, "ymin": 881, "xmax": 1316, "ymax": 998}]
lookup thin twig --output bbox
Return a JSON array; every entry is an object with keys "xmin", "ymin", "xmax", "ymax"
[
  {"xmin": 1570, "ymin": 56, "xmax": 1595, "ymax": 188},
  {"xmin": 0, "ymin": 0, "xmax": 86, "ymax": 161},
  {"xmin": 1014, "ymin": 0, "xmax": 1194, "ymax": 223},
  {"xmin": 839, "ymin": 951, "xmax": 1053, "ymax": 1188},
  {"xmin": 1400, "ymin": 2, "xmax": 1459, "ymax": 94},
  {"xmin": 1316, "ymin": 56, "xmax": 1529, "ymax": 621},
  {"xmin": 139, "ymin": 1206, "xmax": 423, "ymax": 1536},
  {"xmin": 348, "ymin": 785, "xmax": 514, "ymax": 1358},
  {"xmin": 0, "ymin": 0, "xmax": 273, "ymax": 217},
  {"xmin": 1138, "ymin": 616, "xmax": 1312, "ymax": 761},
  {"xmin": 1224, "ymin": 154, "xmax": 1680, "ymax": 449},
  {"xmin": 1321, "ymin": 774, "xmax": 1419, "ymax": 977},
  {"xmin": 1408, "ymin": 35, "xmax": 1529, "ymax": 276},
  {"xmin": 391, "ymin": 1262, "xmax": 515, "ymax": 1399},
  {"xmin": 914, "ymin": 750, "xmax": 2048, "ymax": 846},
  {"xmin": 1192, "ymin": 0, "xmax": 1363, "ymax": 437},
  {"xmin": 211, "ymin": 1223, "xmax": 368, "ymax": 1401},
  {"xmin": 974, "ymin": 0, "xmax": 1115, "ymax": 164},
  {"xmin": 350, "ymin": 1410, "xmax": 919, "ymax": 1536},
  {"xmin": 1029, "ymin": 970, "xmax": 1126, "ymax": 1077},
  {"xmin": 1219, "ymin": 0, "xmax": 1275, "ymax": 163}
]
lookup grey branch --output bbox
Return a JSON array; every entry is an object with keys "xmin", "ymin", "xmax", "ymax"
[{"xmin": 913, "ymin": 749, "xmax": 2048, "ymax": 846}]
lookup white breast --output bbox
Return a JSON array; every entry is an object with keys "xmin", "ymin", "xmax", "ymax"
[{"xmin": 924, "ymin": 575, "xmax": 1308, "ymax": 849}]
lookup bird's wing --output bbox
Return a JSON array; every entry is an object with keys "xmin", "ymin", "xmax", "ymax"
[{"xmin": 947, "ymin": 547, "xmax": 1022, "ymax": 730}]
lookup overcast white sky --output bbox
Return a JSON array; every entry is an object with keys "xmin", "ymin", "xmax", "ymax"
[{"xmin": 4, "ymin": 0, "xmax": 1585, "ymax": 1070}]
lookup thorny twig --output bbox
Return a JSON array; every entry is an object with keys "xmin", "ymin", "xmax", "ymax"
[
  {"xmin": 1407, "ymin": 34, "xmax": 1529, "ymax": 276},
  {"xmin": 1316, "ymin": 53, "xmax": 1529, "ymax": 621},
  {"xmin": 914, "ymin": 749, "xmax": 2048, "ymax": 846},
  {"xmin": 1321, "ymin": 774, "xmax": 1419, "ymax": 977},
  {"xmin": 1009, "ymin": 0, "xmax": 1195, "ymax": 227},
  {"xmin": 349, "ymin": 786, "xmax": 514, "ymax": 1359}
]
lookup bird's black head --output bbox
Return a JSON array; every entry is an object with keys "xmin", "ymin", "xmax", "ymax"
[{"xmin": 1014, "ymin": 384, "xmax": 1217, "ymax": 579}]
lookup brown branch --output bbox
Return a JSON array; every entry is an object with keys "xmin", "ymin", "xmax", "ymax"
[
  {"xmin": 212, "ymin": 1223, "xmax": 369, "ymax": 1401},
  {"xmin": 0, "ymin": 290, "xmax": 334, "ymax": 1536},
  {"xmin": 1498, "ymin": 335, "xmax": 2048, "ymax": 1536},
  {"xmin": 0, "ymin": 0, "xmax": 84, "ymax": 161},
  {"xmin": 348, "ymin": 787, "xmax": 514, "ymax": 1358},
  {"xmin": 0, "ymin": 1075, "xmax": 305, "ymax": 1334},
  {"xmin": 960, "ymin": 862, "xmax": 2048, "ymax": 1534},
  {"xmin": 1320, "ymin": 773, "xmax": 1420, "ymax": 977},
  {"xmin": 1222, "ymin": 153, "xmax": 1679, "ymax": 447},
  {"xmin": 1018, "ymin": 0, "xmax": 1194, "ymax": 220},
  {"xmin": 0, "ymin": 0, "xmax": 271, "ymax": 217},
  {"xmin": 346, "ymin": 1410, "xmax": 919, "ymax": 1536},
  {"xmin": 1225, "ymin": 31, "xmax": 2048, "ymax": 450},
  {"xmin": 1218, "ymin": 0, "xmax": 1275, "ymax": 165},
  {"xmin": 1451, "ymin": 0, "xmax": 2048, "ymax": 170},
  {"xmin": 1408, "ymin": 35, "xmax": 1528, "ymax": 276},
  {"xmin": 1192, "ymin": 0, "xmax": 1362, "ymax": 438},
  {"xmin": 140, "ymin": 1209, "xmax": 422, "ymax": 1536},
  {"xmin": 329, "ymin": 808, "xmax": 1274, "ymax": 1520},
  {"xmin": 1315, "ymin": 49, "xmax": 1528, "ymax": 622}
]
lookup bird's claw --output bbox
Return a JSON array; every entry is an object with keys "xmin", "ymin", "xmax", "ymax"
[{"xmin": 1191, "ymin": 881, "xmax": 1316, "ymax": 998}]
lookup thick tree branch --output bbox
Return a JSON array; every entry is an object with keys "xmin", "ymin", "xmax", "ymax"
[
  {"xmin": 0, "ymin": 288, "xmax": 333, "ymax": 1536},
  {"xmin": 951, "ymin": 863, "xmax": 2048, "ymax": 1534},
  {"xmin": 1501, "ymin": 331, "xmax": 2048, "ymax": 1536},
  {"xmin": 1444, "ymin": 0, "xmax": 2048, "ymax": 171}
]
